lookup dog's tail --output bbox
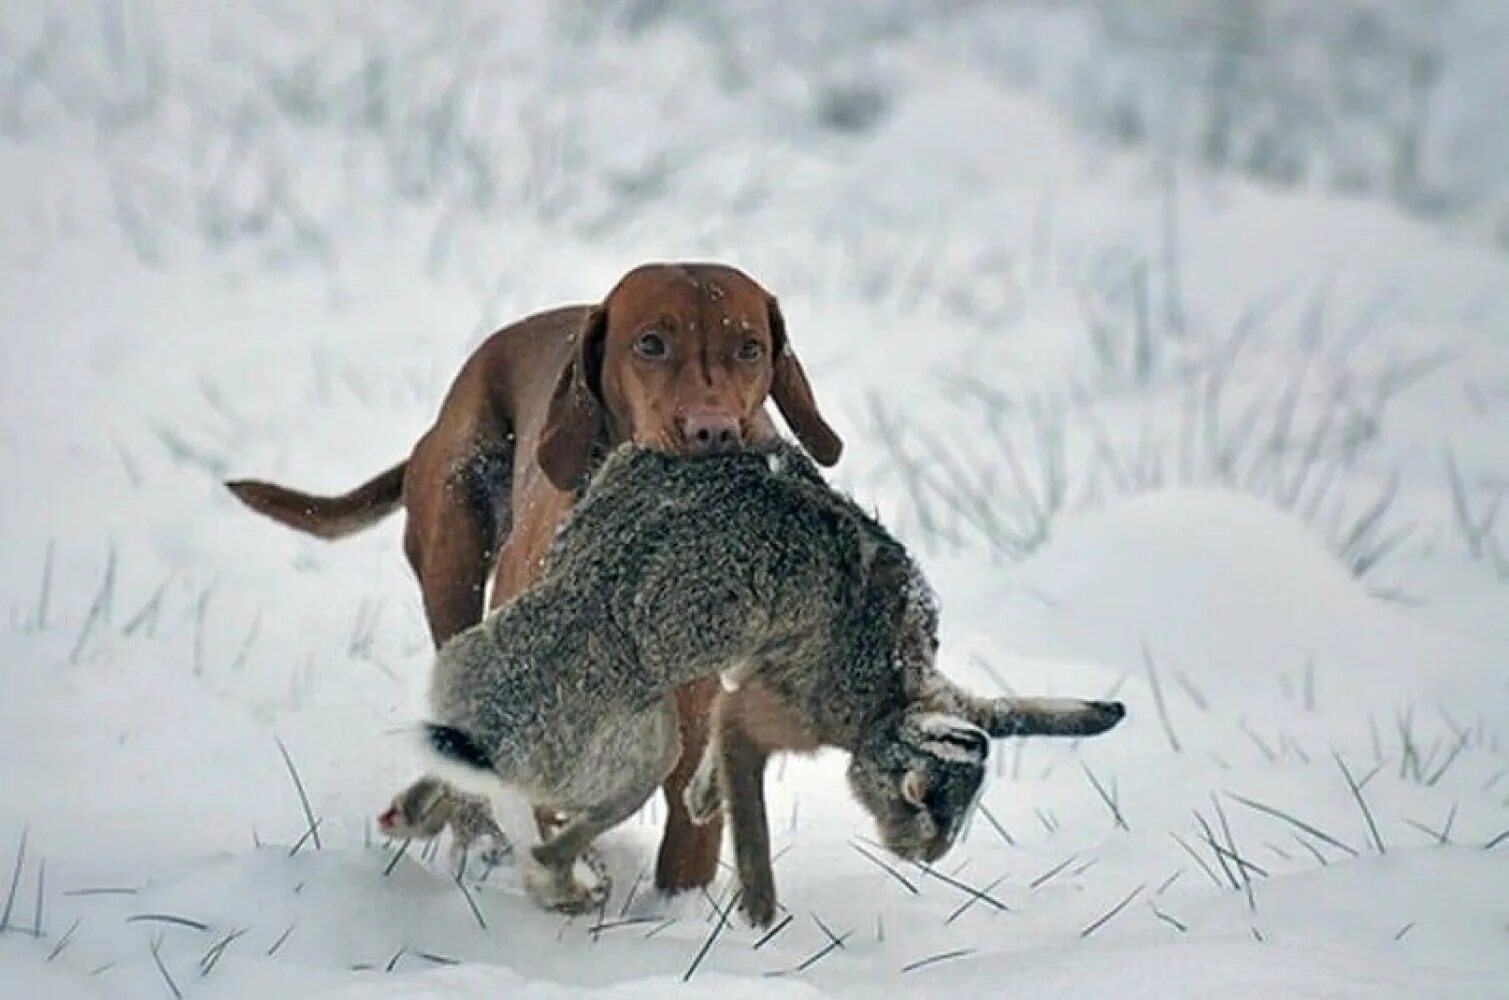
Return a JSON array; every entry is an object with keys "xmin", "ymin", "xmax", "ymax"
[
  {"xmin": 422, "ymin": 723, "xmax": 494, "ymax": 773},
  {"xmin": 225, "ymin": 461, "xmax": 406, "ymax": 540}
]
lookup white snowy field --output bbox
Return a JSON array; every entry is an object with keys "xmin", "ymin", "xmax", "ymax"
[{"xmin": 1, "ymin": 3, "xmax": 1507, "ymax": 997}]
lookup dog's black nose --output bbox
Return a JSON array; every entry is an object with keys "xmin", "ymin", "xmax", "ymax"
[{"xmin": 681, "ymin": 411, "xmax": 742, "ymax": 455}]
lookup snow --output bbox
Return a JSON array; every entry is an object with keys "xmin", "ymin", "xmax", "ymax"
[{"xmin": 1, "ymin": 3, "xmax": 1507, "ymax": 997}]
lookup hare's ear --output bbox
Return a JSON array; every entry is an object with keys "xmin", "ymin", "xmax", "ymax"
[
  {"xmin": 766, "ymin": 295, "xmax": 843, "ymax": 467},
  {"xmin": 972, "ymin": 696, "xmax": 1127, "ymax": 739},
  {"xmin": 538, "ymin": 307, "xmax": 608, "ymax": 491}
]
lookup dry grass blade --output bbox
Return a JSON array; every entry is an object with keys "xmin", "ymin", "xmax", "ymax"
[
  {"xmin": 288, "ymin": 818, "xmax": 324, "ymax": 857},
  {"xmin": 1424, "ymin": 732, "xmax": 1470, "ymax": 787},
  {"xmin": 1029, "ymin": 854, "xmax": 1079, "ymax": 890},
  {"xmin": 944, "ymin": 872, "xmax": 1008, "ymax": 925},
  {"xmin": 384, "ymin": 945, "xmax": 407, "ymax": 972},
  {"xmin": 848, "ymin": 840, "xmax": 918, "ymax": 895},
  {"xmin": 1142, "ymin": 641, "xmax": 1182, "ymax": 753},
  {"xmin": 1334, "ymin": 754, "xmax": 1386, "ymax": 854},
  {"xmin": 1211, "ymin": 794, "xmax": 1258, "ymax": 912},
  {"xmin": 1079, "ymin": 882, "xmax": 1146, "ymax": 939},
  {"xmin": 274, "ymin": 737, "xmax": 321, "ymax": 851},
  {"xmin": 64, "ymin": 886, "xmax": 137, "ymax": 897},
  {"xmin": 382, "ymin": 839, "xmax": 412, "ymax": 876},
  {"xmin": 149, "ymin": 934, "xmax": 183, "ymax": 999},
  {"xmin": 1225, "ymin": 792, "xmax": 1359, "ymax": 857},
  {"xmin": 33, "ymin": 858, "xmax": 45, "ymax": 935},
  {"xmin": 265, "ymin": 923, "xmax": 295, "ymax": 956},
  {"xmin": 47, "ymin": 917, "xmax": 82, "ymax": 961},
  {"xmin": 127, "ymin": 913, "xmax": 210, "ymax": 932},
  {"xmin": 588, "ymin": 916, "xmax": 662, "ymax": 937},
  {"xmin": 1, "ymin": 825, "xmax": 27, "ymax": 931},
  {"xmin": 199, "ymin": 926, "xmax": 249, "ymax": 977},
  {"xmin": 912, "ymin": 862, "xmax": 1009, "ymax": 912},
  {"xmin": 752, "ymin": 912, "xmax": 794, "ymax": 950},
  {"xmin": 976, "ymin": 804, "xmax": 1017, "ymax": 847},
  {"xmin": 618, "ymin": 868, "xmax": 645, "ymax": 917},
  {"xmin": 1483, "ymin": 828, "xmax": 1509, "ymax": 851},
  {"xmin": 1150, "ymin": 903, "xmax": 1188, "ymax": 932},
  {"xmin": 791, "ymin": 928, "xmax": 853, "ymax": 973},
  {"xmin": 1192, "ymin": 811, "xmax": 1240, "ymax": 890},
  {"xmin": 452, "ymin": 872, "xmax": 486, "ymax": 929},
  {"xmin": 682, "ymin": 888, "xmax": 740, "ymax": 982},
  {"xmin": 1169, "ymin": 832, "xmax": 1225, "ymax": 888},
  {"xmin": 901, "ymin": 948, "xmax": 974, "ymax": 973},
  {"xmin": 1080, "ymin": 762, "xmax": 1129, "ymax": 830},
  {"xmin": 69, "ymin": 546, "xmax": 117, "ymax": 664}
]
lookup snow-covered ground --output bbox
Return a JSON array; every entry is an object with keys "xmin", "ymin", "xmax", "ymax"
[{"xmin": 1, "ymin": 3, "xmax": 1506, "ymax": 997}]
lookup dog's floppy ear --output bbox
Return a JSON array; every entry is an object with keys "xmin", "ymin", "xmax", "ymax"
[
  {"xmin": 766, "ymin": 295, "xmax": 843, "ymax": 467},
  {"xmin": 538, "ymin": 307, "xmax": 608, "ymax": 491}
]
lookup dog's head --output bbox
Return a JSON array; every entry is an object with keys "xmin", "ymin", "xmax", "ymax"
[{"xmin": 537, "ymin": 263, "xmax": 842, "ymax": 490}]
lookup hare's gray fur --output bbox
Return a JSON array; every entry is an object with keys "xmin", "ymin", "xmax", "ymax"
[{"xmin": 417, "ymin": 441, "xmax": 1124, "ymax": 915}]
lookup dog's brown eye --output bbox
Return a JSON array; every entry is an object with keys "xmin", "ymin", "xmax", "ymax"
[
  {"xmin": 634, "ymin": 331, "xmax": 668, "ymax": 360},
  {"xmin": 736, "ymin": 338, "xmax": 764, "ymax": 362}
]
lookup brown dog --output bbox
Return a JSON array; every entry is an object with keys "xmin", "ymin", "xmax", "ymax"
[{"xmin": 225, "ymin": 262, "xmax": 842, "ymax": 892}]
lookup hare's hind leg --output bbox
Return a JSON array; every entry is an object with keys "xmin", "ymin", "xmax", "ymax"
[{"xmin": 524, "ymin": 704, "xmax": 681, "ymax": 914}]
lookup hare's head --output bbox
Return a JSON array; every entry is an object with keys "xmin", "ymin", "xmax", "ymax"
[{"xmin": 846, "ymin": 707, "xmax": 988, "ymax": 862}]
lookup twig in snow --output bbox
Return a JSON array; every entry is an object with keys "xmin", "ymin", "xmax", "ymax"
[
  {"xmin": 453, "ymin": 872, "xmax": 486, "ymax": 929},
  {"xmin": 1335, "ymin": 754, "xmax": 1386, "ymax": 854},
  {"xmin": 976, "ymin": 804, "xmax": 1017, "ymax": 846},
  {"xmin": 682, "ymin": 888, "xmax": 740, "ymax": 982},
  {"xmin": 789, "ymin": 926, "xmax": 852, "ymax": 973},
  {"xmin": 265, "ymin": 923, "xmax": 295, "ymax": 956},
  {"xmin": 199, "ymin": 927, "xmax": 248, "ymax": 977},
  {"xmin": 1212, "ymin": 795, "xmax": 1258, "ymax": 911},
  {"xmin": 288, "ymin": 818, "xmax": 324, "ymax": 857},
  {"xmin": 127, "ymin": 913, "xmax": 210, "ymax": 932},
  {"xmin": 944, "ymin": 872, "xmax": 1008, "ymax": 925},
  {"xmin": 32, "ymin": 858, "xmax": 44, "ymax": 936},
  {"xmin": 1030, "ymin": 854, "xmax": 1079, "ymax": 890},
  {"xmin": 47, "ymin": 917, "xmax": 81, "ymax": 961},
  {"xmin": 0, "ymin": 826, "xmax": 27, "ymax": 932},
  {"xmin": 1170, "ymin": 832, "xmax": 1225, "ymax": 889},
  {"xmin": 901, "ymin": 948, "xmax": 974, "ymax": 973},
  {"xmin": 1149, "ymin": 903, "xmax": 1187, "ymax": 933},
  {"xmin": 149, "ymin": 934, "xmax": 183, "ymax": 999},
  {"xmin": 1142, "ymin": 641, "xmax": 1181, "ymax": 753},
  {"xmin": 69, "ymin": 546, "xmax": 117, "ymax": 663},
  {"xmin": 911, "ymin": 861, "xmax": 1009, "ymax": 912},
  {"xmin": 1405, "ymin": 802, "xmax": 1457, "ymax": 845},
  {"xmin": 848, "ymin": 841, "xmax": 918, "ymax": 895},
  {"xmin": 1225, "ymin": 792, "xmax": 1359, "ymax": 857},
  {"xmin": 752, "ymin": 912, "xmax": 794, "ymax": 950},
  {"xmin": 32, "ymin": 540, "xmax": 54, "ymax": 631},
  {"xmin": 1080, "ymin": 762, "xmax": 1129, "ymax": 830},
  {"xmin": 274, "ymin": 737, "xmax": 321, "ymax": 851},
  {"xmin": 1079, "ymin": 883, "xmax": 1146, "ymax": 938}
]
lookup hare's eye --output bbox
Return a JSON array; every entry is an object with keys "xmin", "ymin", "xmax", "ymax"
[{"xmin": 735, "ymin": 338, "xmax": 764, "ymax": 362}]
